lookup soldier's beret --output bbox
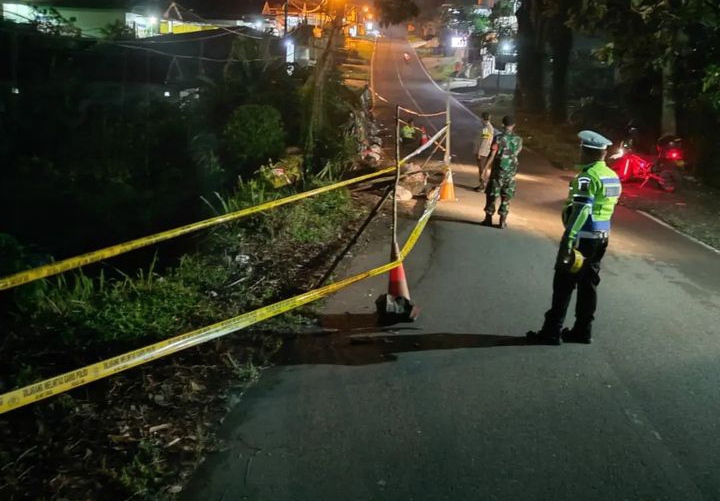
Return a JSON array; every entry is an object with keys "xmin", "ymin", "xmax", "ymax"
[{"xmin": 578, "ymin": 130, "xmax": 613, "ymax": 150}]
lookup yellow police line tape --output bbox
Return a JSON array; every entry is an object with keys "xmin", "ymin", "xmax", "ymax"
[
  {"xmin": 0, "ymin": 167, "xmax": 398, "ymax": 292},
  {"xmin": 0, "ymin": 192, "xmax": 439, "ymax": 415},
  {"xmin": 400, "ymin": 126, "xmax": 448, "ymax": 165},
  {"xmin": 398, "ymin": 106, "xmax": 447, "ymax": 118}
]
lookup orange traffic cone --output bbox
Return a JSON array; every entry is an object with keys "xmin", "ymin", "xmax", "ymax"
[
  {"xmin": 419, "ymin": 126, "xmax": 429, "ymax": 145},
  {"xmin": 388, "ymin": 263, "xmax": 411, "ymax": 300},
  {"xmin": 439, "ymin": 167, "xmax": 456, "ymax": 201},
  {"xmin": 375, "ymin": 243, "xmax": 420, "ymax": 323}
]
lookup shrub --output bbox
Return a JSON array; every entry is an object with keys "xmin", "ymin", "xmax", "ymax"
[{"xmin": 223, "ymin": 104, "xmax": 285, "ymax": 178}]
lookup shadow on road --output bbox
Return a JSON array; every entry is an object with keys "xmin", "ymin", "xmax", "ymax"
[
  {"xmin": 274, "ymin": 313, "xmax": 532, "ymax": 366},
  {"xmin": 455, "ymin": 182, "xmax": 481, "ymax": 191}
]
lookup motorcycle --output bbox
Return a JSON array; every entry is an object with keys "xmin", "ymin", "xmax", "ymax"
[{"xmin": 609, "ymin": 126, "xmax": 685, "ymax": 193}]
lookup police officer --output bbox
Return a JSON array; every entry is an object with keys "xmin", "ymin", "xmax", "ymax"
[
  {"xmin": 527, "ymin": 130, "xmax": 622, "ymax": 345},
  {"xmin": 401, "ymin": 118, "xmax": 417, "ymax": 146}
]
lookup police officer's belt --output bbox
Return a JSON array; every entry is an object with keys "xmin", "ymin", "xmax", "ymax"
[{"xmin": 578, "ymin": 230, "xmax": 609, "ymax": 239}]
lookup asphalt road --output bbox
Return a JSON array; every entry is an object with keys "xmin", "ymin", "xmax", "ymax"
[{"xmin": 182, "ymin": 33, "xmax": 720, "ymax": 501}]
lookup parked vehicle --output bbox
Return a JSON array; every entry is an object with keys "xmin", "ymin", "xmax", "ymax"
[{"xmin": 609, "ymin": 124, "xmax": 685, "ymax": 193}]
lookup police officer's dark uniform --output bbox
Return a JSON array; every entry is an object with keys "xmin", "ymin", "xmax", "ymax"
[{"xmin": 527, "ymin": 131, "xmax": 622, "ymax": 345}]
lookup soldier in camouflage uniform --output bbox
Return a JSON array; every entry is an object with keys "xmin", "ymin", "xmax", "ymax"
[{"xmin": 482, "ymin": 115, "xmax": 523, "ymax": 229}]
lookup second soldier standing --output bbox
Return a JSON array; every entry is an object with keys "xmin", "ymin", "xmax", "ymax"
[{"xmin": 482, "ymin": 115, "xmax": 522, "ymax": 229}]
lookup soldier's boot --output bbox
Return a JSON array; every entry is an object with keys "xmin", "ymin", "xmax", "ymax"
[
  {"xmin": 526, "ymin": 329, "xmax": 561, "ymax": 345},
  {"xmin": 481, "ymin": 213, "xmax": 493, "ymax": 226},
  {"xmin": 499, "ymin": 214, "xmax": 508, "ymax": 229},
  {"xmin": 561, "ymin": 325, "xmax": 592, "ymax": 344}
]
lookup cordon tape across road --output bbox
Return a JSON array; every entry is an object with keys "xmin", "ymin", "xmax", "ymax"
[{"xmin": 0, "ymin": 179, "xmax": 441, "ymax": 414}]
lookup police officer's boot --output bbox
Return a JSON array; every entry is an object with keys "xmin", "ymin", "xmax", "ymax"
[
  {"xmin": 499, "ymin": 214, "xmax": 508, "ymax": 229},
  {"xmin": 561, "ymin": 326, "xmax": 592, "ymax": 344},
  {"xmin": 481, "ymin": 213, "xmax": 493, "ymax": 226},
  {"xmin": 526, "ymin": 329, "xmax": 561, "ymax": 346}
]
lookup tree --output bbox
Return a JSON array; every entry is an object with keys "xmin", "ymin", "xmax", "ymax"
[
  {"xmin": 31, "ymin": 7, "xmax": 81, "ymax": 37},
  {"xmin": 472, "ymin": 13, "xmax": 491, "ymax": 34},
  {"xmin": 374, "ymin": 0, "xmax": 419, "ymax": 26},
  {"xmin": 100, "ymin": 20, "xmax": 135, "ymax": 40},
  {"xmin": 543, "ymin": 0, "xmax": 573, "ymax": 123},
  {"xmin": 490, "ymin": 0, "xmax": 516, "ymax": 19},
  {"xmin": 564, "ymin": 0, "xmax": 720, "ymax": 134}
]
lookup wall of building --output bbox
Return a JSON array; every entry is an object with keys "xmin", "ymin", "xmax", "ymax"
[{"xmin": 54, "ymin": 7, "xmax": 125, "ymax": 36}]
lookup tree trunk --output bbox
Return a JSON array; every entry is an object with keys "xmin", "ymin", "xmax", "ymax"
[
  {"xmin": 304, "ymin": 16, "xmax": 342, "ymax": 162},
  {"xmin": 660, "ymin": 54, "xmax": 676, "ymax": 135},
  {"xmin": 515, "ymin": 0, "xmax": 545, "ymax": 113},
  {"xmin": 549, "ymin": 23, "xmax": 572, "ymax": 123}
]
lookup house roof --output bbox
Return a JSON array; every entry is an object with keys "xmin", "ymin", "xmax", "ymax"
[
  {"xmin": 263, "ymin": 0, "xmax": 325, "ymax": 13},
  {"xmin": 164, "ymin": 0, "xmax": 265, "ymax": 19},
  {"xmin": 22, "ymin": 1, "xmax": 267, "ymax": 19},
  {"xmin": 171, "ymin": 0, "xmax": 266, "ymax": 19},
  {"xmin": 24, "ymin": 1, "xmax": 160, "ymax": 9}
]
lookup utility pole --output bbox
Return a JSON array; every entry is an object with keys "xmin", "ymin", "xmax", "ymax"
[
  {"xmin": 444, "ymin": 81, "xmax": 451, "ymax": 165},
  {"xmin": 284, "ymin": 0, "xmax": 288, "ymax": 36},
  {"xmin": 392, "ymin": 104, "xmax": 401, "ymax": 253}
]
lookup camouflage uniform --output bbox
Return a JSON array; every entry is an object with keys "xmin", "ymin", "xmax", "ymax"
[{"xmin": 484, "ymin": 131, "xmax": 523, "ymax": 217}]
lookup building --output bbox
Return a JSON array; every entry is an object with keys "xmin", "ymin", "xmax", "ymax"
[{"xmin": 0, "ymin": 1, "xmax": 270, "ymax": 38}]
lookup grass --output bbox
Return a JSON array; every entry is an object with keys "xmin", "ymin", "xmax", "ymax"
[
  {"xmin": 280, "ymin": 190, "xmax": 355, "ymax": 244},
  {"xmin": 5, "ymin": 175, "xmax": 357, "ymax": 388},
  {"xmin": 118, "ymin": 440, "xmax": 170, "ymax": 500},
  {"xmin": 21, "ymin": 257, "xmax": 224, "ymax": 348},
  {"xmin": 419, "ymin": 53, "xmax": 458, "ymax": 82},
  {"xmin": 347, "ymin": 39, "xmax": 374, "ymax": 63},
  {"xmin": 342, "ymin": 39, "xmax": 373, "ymax": 85},
  {"xmin": 464, "ymin": 94, "xmax": 581, "ymax": 170},
  {"xmin": 1, "ymin": 171, "xmax": 362, "ymax": 500},
  {"xmin": 342, "ymin": 67, "xmax": 370, "ymax": 81}
]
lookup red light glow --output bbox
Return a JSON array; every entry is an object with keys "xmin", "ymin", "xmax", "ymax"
[{"xmin": 666, "ymin": 149, "xmax": 683, "ymax": 160}]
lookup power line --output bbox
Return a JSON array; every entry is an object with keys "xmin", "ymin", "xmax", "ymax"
[
  {"xmin": 110, "ymin": 41, "xmax": 285, "ymax": 63},
  {"xmin": 117, "ymin": 30, "xmax": 238, "ymax": 45},
  {"xmin": 171, "ymin": 2, "xmax": 265, "ymax": 40}
]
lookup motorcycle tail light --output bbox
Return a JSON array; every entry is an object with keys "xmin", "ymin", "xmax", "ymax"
[{"xmin": 665, "ymin": 148, "xmax": 683, "ymax": 160}]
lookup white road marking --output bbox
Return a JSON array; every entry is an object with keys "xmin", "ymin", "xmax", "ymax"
[{"xmin": 637, "ymin": 210, "xmax": 720, "ymax": 255}]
